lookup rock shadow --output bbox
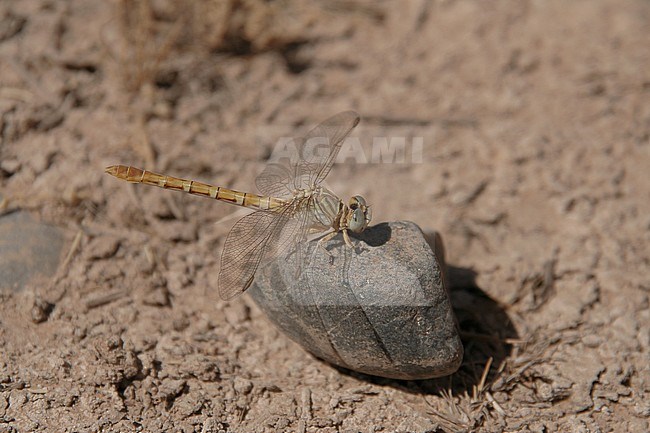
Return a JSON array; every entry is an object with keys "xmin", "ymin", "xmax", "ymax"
[{"xmin": 355, "ymin": 222, "xmax": 392, "ymax": 247}]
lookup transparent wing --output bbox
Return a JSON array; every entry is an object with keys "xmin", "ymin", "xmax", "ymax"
[
  {"xmin": 218, "ymin": 200, "xmax": 313, "ymax": 300},
  {"xmin": 254, "ymin": 160, "xmax": 295, "ymax": 199},
  {"xmin": 218, "ymin": 209, "xmax": 286, "ymax": 301},
  {"xmin": 256, "ymin": 111, "xmax": 360, "ymax": 197}
]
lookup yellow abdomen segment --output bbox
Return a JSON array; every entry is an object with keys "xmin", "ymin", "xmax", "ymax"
[{"xmin": 105, "ymin": 165, "xmax": 285, "ymax": 210}]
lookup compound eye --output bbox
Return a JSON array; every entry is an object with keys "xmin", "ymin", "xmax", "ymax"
[
  {"xmin": 349, "ymin": 195, "xmax": 366, "ymax": 210},
  {"xmin": 347, "ymin": 195, "xmax": 369, "ymax": 233},
  {"xmin": 348, "ymin": 208, "xmax": 366, "ymax": 233}
]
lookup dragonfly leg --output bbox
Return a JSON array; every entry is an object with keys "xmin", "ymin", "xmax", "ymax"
[
  {"xmin": 342, "ymin": 229, "xmax": 354, "ymax": 247},
  {"xmin": 317, "ymin": 231, "xmax": 337, "ymax": 256}
]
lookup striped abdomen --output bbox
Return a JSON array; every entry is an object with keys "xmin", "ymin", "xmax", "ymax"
[{"xmin": 105, "ymin": 165, "xmax": 286, "ymax": 211}]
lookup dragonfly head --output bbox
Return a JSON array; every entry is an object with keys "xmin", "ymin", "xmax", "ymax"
[{"xmin": 347, "ymin": 195, "xmax": 371, "ymax": 233}]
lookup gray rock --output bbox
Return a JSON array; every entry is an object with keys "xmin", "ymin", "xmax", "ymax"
[
  {"xmin": 248, "ymin": 221, "xmax": 463, "ymax": 380},
  {"xmin": 0, "ymin": 211, "xmax": 65, "ymax": 291}
]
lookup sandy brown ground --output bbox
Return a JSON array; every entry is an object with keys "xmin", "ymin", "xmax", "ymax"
[{"xmin": 1, "ymin": 0, "xmax": 649, "ymax": 432}]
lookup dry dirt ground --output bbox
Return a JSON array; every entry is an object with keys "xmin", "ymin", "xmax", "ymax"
[{"xmin": 1, "ymin": 1, "xmax": 649, "ymax": 432}]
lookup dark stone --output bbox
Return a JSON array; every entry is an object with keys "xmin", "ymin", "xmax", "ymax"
[
  {"xmin": 248, "ymin": 221, "xmax": 463, "ymax": 380},
  {"xmin": 0, "ymin": 211, "xmax": 65, "ymax": 291}
]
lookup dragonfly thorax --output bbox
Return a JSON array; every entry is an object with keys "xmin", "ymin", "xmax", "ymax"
[
  {"xmin": 310, "ymin": 187, "xmax": 371, "ymax": 236},
  {"xmin": 304, "ymin": 187, "xmax": 338, "ymax": 228}
]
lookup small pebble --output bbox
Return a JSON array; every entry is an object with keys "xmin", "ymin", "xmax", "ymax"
[{"xmin": 30, "ymin": 297, "xmax": 54, "ymax": 323}]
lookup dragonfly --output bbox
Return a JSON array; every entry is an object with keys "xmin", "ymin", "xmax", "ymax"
[{"xmin": 105, "ymin": 111, "xmax": 371, "ymax": 300}]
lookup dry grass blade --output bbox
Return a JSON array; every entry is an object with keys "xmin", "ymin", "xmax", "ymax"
[
  {"xmin": 84, "ymin": 289, "xmax": 127, "ymax": 309},
  {"xmin": 424, "ymin": 357, "xmax": 503, "ymax": 433}
]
